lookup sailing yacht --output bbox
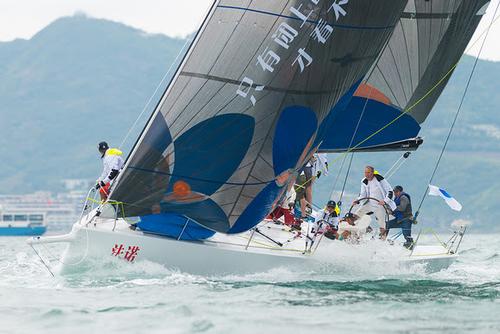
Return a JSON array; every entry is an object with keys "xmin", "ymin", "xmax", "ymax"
[{"xmin": 29, "ymin": 0, "xmax": 489, "ymax": 275}]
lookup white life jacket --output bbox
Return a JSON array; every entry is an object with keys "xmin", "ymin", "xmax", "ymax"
[{"xmin": 314, "ymin": 208, "xmax": 339, "ymax": 229}]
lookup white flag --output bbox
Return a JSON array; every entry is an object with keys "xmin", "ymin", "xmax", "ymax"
[{"xmin": 428, "ymin": 185, "xmax": 462, "ymax": 211}]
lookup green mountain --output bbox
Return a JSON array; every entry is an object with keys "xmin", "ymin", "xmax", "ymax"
[
  {"xmin": 0, "ymin": 15, "xmax": 184, "ymax": 191},
  {"xmin": 1, "ymin": 15, "xmax": 499, "ymax": 231}
]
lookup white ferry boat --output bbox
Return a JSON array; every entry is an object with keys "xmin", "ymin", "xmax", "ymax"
[
  {"xmin": 0, "ymin": 179, "xmax": 91, "ymax": 234},
  {"xmin": 0, "ymin": 208, "xmax": 47, "ymax": 236}
]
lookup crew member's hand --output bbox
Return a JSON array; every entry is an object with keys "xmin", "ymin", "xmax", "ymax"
[
  {"xmin": 352, "ymin": 200, "xmax": 360, "ymax": 205},
  {"xmin": 378, "ymin": 200, "xmax": 385, "ymax": 206}
]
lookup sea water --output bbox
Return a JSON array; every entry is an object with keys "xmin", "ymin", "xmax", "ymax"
[{"xmin": 0, "ymin": 234, "xmax": 499, "ymax": 334}]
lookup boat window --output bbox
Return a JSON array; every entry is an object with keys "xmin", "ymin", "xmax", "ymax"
[
  {"xmin": 14, "ymin": 215, "xmax": 28, "ymax": 221},
  {"xmin": 2, "ymin": 215, "xmax": 13, "ymax": 221},
  {"xmin": 29, "ymin": 214, "xmax": 44, "ymax": 222}
]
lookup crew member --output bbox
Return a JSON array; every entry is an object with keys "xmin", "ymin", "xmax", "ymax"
[
  {"xmin": 267, "ymin": 187, "xmax": 300, "ymax": 230},
  {"xmin": 386, "ymin": 185, "xmax": 414, "ymax": 249},
  {"xmin": 352, "ymin": 166, "xmax": 396, "ymax": 238},
  {"xmin": 96, "ymin": 141, "xmax": 124, "ymax": 201},
  {"xmin": 315, "ymin": 200, "xmax": 340, "ymax": 240},
  {"xmin": 296, "ymin": 153, "xmax": 329, "ymax": 220}
]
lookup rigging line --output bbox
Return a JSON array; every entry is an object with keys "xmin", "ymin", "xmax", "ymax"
[
  {"xmin": 119, "ymin": 37, "xmax": 193, "ymax": 150},
  {"xmin": 162, "ymin": 3, "xmax": 286, "ymax": 175},
  {"xmin": 327, "ymin": 28, "xmax": 390, "ymax": 201},
  {"xmin": 330, "ymin": 68, "xmax": 383, "ymax": 203},
  {"xmin": 109, "ymin": 1, "xmax": 220, "ymax": 199},
  {"xmin": 465, "ymin": 11, "xmax": 500, "ymax": 53},
  {"xmin": 328, "ymin": 59, "xmax": 459, "ymax": 168},
  {"xmin": 29, "ymin": 244, "xmax": 55, "ymax": 278},
  {"xmin": 324, "ymin": 19, "xmax": 398, "ymax": 196},
  {"xmin": 166, "ymin": 0, "xmax": 281, "ymax": 134},
  {"xmin": 339, "ymin": 152, "xmax": 354, "ymax": 203},
  {"xmin": 386, "ymin": 152, "xmax": 411, "ymax": 180},
  {"xmin": 336, "ymin": 83, "xmax": 376, "ymax": 202},
  {"xmin": 385, "ymin": 154, "xmax": 405, "ymax": 178},
  {"xmin": 329, "ymin": 153, "xmax": 349, "ymax": 200},
  {"xmin": 413, "ymin": 0, "xmax": 500, "ymax": 218}
]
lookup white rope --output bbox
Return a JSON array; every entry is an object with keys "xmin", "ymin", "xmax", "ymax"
[
  {"xmin": 38, "ymin": 223, "xmax": 91, "ymax": 267},
  {"xmin": 119, "ymin": 37, "xmax": 193, "ymax": 149}
]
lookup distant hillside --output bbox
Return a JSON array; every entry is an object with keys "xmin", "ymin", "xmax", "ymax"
[
  {"xmin": 0, "ymin": 15, "xmax": 499, "ymax": 231},
  {"xmin": 0, "ymin": 15, "xmax": 184, "ymax": 192}
]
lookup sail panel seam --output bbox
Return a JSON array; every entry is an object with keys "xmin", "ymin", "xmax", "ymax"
[
  {"xmin": 401, "ymin": 12, "xmax": 454, "ymax": 19},
  {"xmin": 180, "ymin": 71, "xmax": 342, "ymax": 95},
  {"xmin": 217, "ymin": 5, "xmax": 395, "ymax": 30},
  {"xmin": 127, "ymin": 166, "xmax": 272, "ymax": 186}
]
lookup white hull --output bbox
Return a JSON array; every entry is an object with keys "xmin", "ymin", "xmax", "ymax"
[{"xmin": 28, "ymin": 213, "xmax": 458, "ymax": 276}]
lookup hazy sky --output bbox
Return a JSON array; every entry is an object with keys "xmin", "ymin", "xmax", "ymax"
[{"xmin": 0, "ymin": 0, "xmax": 499, "ymax": 60}]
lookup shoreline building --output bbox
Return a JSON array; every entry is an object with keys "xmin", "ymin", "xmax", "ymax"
[{"xmin": 0, "ymin": 179, "xmax": 92, "ymax": 233}]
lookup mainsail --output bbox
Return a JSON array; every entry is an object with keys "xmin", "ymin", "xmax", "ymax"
[
  {"xmin": 109, "ymin": 0, "xmax": 407, "ymax": 238},
  {"xmin": 318, "ymin": 0, "xmax": 491, "ymax": 152}
]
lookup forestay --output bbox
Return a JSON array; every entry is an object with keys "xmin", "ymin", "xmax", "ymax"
[
  {"xmin": 319, "ymin": 0, "xmax": 491, "ymax": 152},
  {"xmin": 108, "ymin": 0, "xmax": 407, "ymax": 238}
]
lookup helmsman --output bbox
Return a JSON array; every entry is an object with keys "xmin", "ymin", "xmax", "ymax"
[{"xmin": 352, "ymin": 166, "xmax": 396, "ymax": 237}]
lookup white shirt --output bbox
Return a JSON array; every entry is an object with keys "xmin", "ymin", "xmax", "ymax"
[
  {"xmin": 99, "ymin": 149, "xmax": 125, "ymax": 184},
  {"xmin": 304, "ymin": 153, "xmax": 329, "ymax": 175},
  {"xmin": 357, "ymin": 174, "xmax": 396, "ymax": 211},
  {"xmin": 314, "ymin": 153, "xmax": 328, "ymax": 176},
  {"xmin": 367, "ymin": 179, "xmax": 384, "ymax": 202},
  {"xmin": 279, "ymin": 188, "xmax": 296, "ymax": 209}
]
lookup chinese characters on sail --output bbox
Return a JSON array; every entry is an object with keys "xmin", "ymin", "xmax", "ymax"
[{"xmin": 237, "ymin": 0, "xmax": 350, "ymax": 106}]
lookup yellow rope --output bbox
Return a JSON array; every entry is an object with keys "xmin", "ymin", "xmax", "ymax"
[
  {"xmin": 427, "ymin": 228, "xmax": 447, "ymax": 248},
  {"xmin": 406, "ymin": 227, "xmax": 449, "ymax": 258},
  {"xmin": 293, "ymin": 176, "xmax": 316, "ymax": 190},
  {"xmin": 86, "ymin": 197, "xmax": 133, "ymax": 224},
  {"xmin": 407, "ymin": 252, "xmax": 451, "ymax": 257}
]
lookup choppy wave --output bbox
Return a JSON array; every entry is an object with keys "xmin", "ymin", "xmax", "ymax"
[{"xmin": 1, "ymin": 234, "xmax": 499, "ymax": 333}]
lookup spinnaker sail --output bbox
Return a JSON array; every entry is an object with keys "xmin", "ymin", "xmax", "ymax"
[
  {"xmin": 318, "ymin": 0, "xmax": 491, "ymax": 152},
  {"xmin": 108, "ymin": 0, "xmax": 408, "ymax": 237}
]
